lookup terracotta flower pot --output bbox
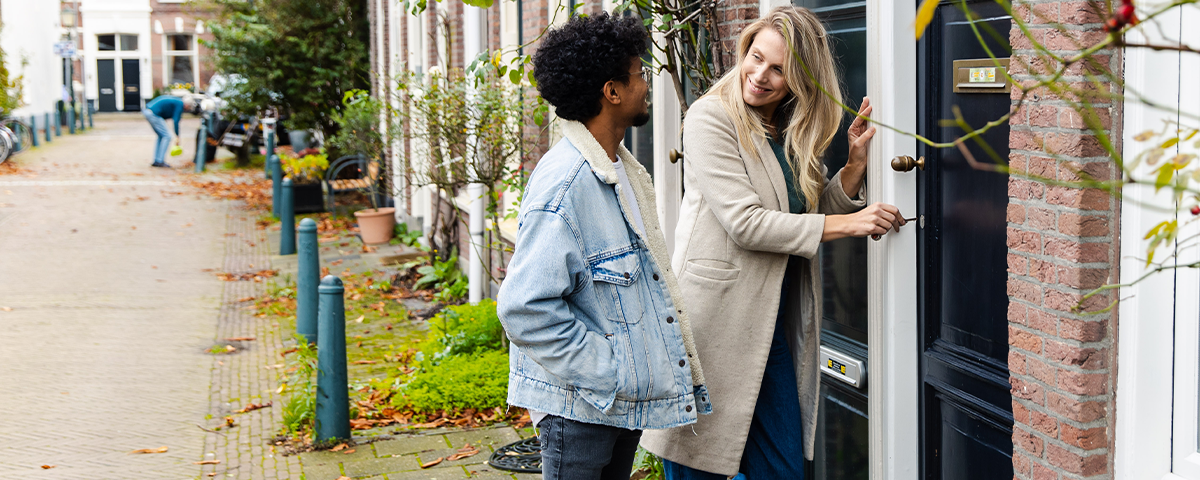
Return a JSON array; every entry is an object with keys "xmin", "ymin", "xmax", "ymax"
[{"xmin": 354, "ymin": 207, "xmax": 396, "ymax": 245}]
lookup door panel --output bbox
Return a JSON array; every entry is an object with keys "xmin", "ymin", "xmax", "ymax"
[
  {"xmin": 917, "ymin": 1, "xmax": 1014, "ymax": 478},
  {"xmin": 122, "ymin": 59, "xmax": 141, "ymax": 112},
  {"xmin": 97, "ymin": 60, "xmax": 116, "ymax": 113}
]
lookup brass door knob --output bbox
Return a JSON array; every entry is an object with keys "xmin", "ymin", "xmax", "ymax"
[
  {"xmin": 890, "ymin": 155, "xmax": 925, "ymax": 172},
  {"xmin": 669, "ymin": 148, "xmax": 683, "ymax": 164}
]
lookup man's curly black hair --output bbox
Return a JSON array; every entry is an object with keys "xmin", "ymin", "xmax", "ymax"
[{"xmin": 533, "ymin": 12, "xmax": 647, "ymax": 122}]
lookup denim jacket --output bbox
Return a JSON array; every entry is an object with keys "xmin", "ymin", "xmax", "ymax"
[{"xmin": 497, "ymin": 120, "xmax": 711, "ymax": 430}]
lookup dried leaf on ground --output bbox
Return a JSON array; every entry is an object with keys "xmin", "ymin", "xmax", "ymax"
[
  {"xmin": 331, "ymin": 443, "xmax": 348, "ymax": 452},
  {"xmin": 128, "ymin": 446, "xmax": 169, "ymax": 454},
  {"xmin": 225, "ymin": 337, "xmax": 256, "ymax": 341},
  {"xmin": 342, "ymin": 449, "xmax": 356, "ymax": 454},
  {"xmin": 40, "ymin": 465, "xmax": 54, "ymax": 469},
  {"xmin": 216, "ymin": 270, "xmax": 278, "ymax": 281},
  {"xmin": 235, "ymin": 401, "xmax": 272, "ymax": 413},
  {"xmin": 0, "ymin": 307, "xmax": 10, "ymax": 311},
  {"xmin": 193, "ymin": 460, "xmax": 221, "ymax": 465},
  {"xmin": 236, "ymin": 296, "xmax": 255, "ymax": 302},
  {"xmin": 447, "ymin": 444, "xmax": 480, "ymax": 461},
  {"xmin": 352, "ymin": 360, "xmax": 376, "ymax": 364},
  {"xmin": 420, "ymin": 457, "xmax": 445, "ymax": 468}
]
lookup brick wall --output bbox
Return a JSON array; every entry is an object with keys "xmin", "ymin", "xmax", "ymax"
[
  {"xmin": 149, "ymin": 0, "xmax": 216, "ymax": 91},
  {"xmin": 1006, "ymin": 1, "xmax": 1121, "ymax": 479},
  {"xmin": 714, "ymin": 1, "xmax": 758, "ymax": 75}
]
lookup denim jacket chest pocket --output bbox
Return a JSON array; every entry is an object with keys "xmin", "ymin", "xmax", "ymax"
[{"xmin": 590, "ymin": 251, "xmax": 646, "ymax": 324}]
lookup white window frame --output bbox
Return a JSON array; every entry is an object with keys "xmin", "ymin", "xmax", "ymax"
[
  {"xmin": 95, "ymin": 33, "xmax": 143, "ymax": 109},
  {"xmin": 1115, "ymin": 4, "xmax": 1200, "ymax": 479},
  {"xmin": 161, "ymin": 33, "xmax": 198, "ymax": 89}
]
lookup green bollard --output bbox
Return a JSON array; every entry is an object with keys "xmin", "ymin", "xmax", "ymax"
[
  {"xmin": 195, "ymin": 116, "xmax": 209, "ymax": 173},
  {"xmin": 30, "ymin": 116, "xmax": 39, "ymax": 147},
  {"xmin": 270, "ymin": 155, "xmax": 282, "ymax": 217},
  {"xmin": 264, "ymin": 129, "xmax": 275, "ymax": 179},
  {"xmin": 54, "ymin": 111, "xmax": 61, "ymax": 137},
  {"xmin": 297, "ymin": 218, "xmax": 319, "ymax": 344},
  {"xmin": 67, "ymin": 108, "xmax": 75, "ymax": 134},
  {"xmin": 281, "ymin": 178, "xmax": 296, "ymax": 255},
  {"xmin": 87, "ymin": 104, "xmax": 93, "ymax": 128},
  {"xmin": 44, "ymin": 113, "xmax": 51, "ymax": 143},
  {"xmin": 316, "ymin": 275, "xmax": 350, "ymax": 442}
]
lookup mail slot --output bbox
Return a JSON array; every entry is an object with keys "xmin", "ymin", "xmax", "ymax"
[
  {"xmin": 952, "ymin": 58, "xmax": 1011, "ymax": 94},
  {"xmin": 819, "ymin": 345, "xmax": 866, "ymax": 388}
]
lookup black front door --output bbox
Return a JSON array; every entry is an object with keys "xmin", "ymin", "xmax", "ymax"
[
  {"xmin": 97, "ymin": 60, "xmax": 117, "ymax": 112},
  {"xmin": 122, "ymin": 59, "xmax": 141, "ymax": 112},
  {"xmin": 917, "ymin": 1, "xmax": 1014, "ymax": 478}
]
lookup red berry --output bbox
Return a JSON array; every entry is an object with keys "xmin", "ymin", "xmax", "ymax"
[
  {"xmin": 1192, "ymin": 205, "xmax": 1200, "ymax": 215},
  {"xmin": 1118, "ymin": 4, "xmax": 1139, "ymax": 25}
]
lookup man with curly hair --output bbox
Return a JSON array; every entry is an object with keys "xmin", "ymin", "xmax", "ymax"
[{"xmin": 497, "ymin": 12, "xmax": 710, "ymax": 480}]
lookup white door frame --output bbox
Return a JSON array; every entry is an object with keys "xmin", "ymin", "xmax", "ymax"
[
  {"xmin": 651, "ymin": 58, "xmax": 683, "ymax": 257},
  {"xmin": 866, "ymin": 0, "xmax": 919, "ymax": 479}
]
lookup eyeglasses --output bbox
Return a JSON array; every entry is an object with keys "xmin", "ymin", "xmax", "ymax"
[{"xmin": 613, "ymin": 67, "xmax": 653, "ymax": 83}]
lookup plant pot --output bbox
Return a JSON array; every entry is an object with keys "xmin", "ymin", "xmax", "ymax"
[
  {"xmin": 354, "ymin": 207, "xmax": 396, "ymax": 245},
  {"xmin": 288, "ymin": 130, "xmax": 311, "ymax": 151},
  {"xmin": 293, "ymin": 181, "xmax": 325, "ymax": 213}
]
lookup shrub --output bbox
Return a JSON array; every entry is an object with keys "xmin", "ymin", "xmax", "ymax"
[
  {"xmin": 424, "ymin": 300, "xmax": 504, "ymax": 360},
  {"xmin": 401, "ymin": 349, "xmax": 509, "ymax": 414}
]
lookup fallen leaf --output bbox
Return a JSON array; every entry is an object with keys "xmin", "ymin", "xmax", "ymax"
[
  {"xmin": 336, "ymin": 477, "xmax": 352, "ymax": 480},
  {"xmin": 352, "ymin": 360, "xmax": 376, "ymax": 365},
  {"xmin": 342, "ymin": 449, "xmax": 356, "ymax": 454},
  {"xmin": 225, "ymin": 337, "xmax": 256, "ymax": 342},
  {"xmin": 331, "ymin": 443, "xmax": 348, "ymax": 452},
  {"xmin": 40, "ymin": 465, "xmax": 54, "ymax": 469},
  {"xmin": 128, "ymin": 446, "xmax": 169, "ymax": 454},
  {"xmin": 236, "ymin": 296, "xmax": 256, "ymax": 302},
  {"xmin": 224, "ymin": 345, "xmax": 237, "ymax": 353},
  {"xmin": 0, "ymin": 307, "xmax": 10, "ymax": 311},
  {"xmin": 420, "ymin": 457, "xmax": 445, "ymax": 468},
  {"xmin": 193, "ymin": 460, "xmax": 220, "ymax": 465},
  {"xmin": 280, "ymin": 347, "xmax": 298, "ymax": 357},
  {"xmin": 235, "ymin": 402, "xmax": 272, "ymax": 413},
  {"xmin": 447, "ymin": 444, "xmax": 481, "ymax": 461},
  {"xmin": 354, "ymin": 315, "xmax": 365, "ymax": 323}
]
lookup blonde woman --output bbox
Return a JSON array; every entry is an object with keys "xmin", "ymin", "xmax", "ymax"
[{"xmin": 640, "ymin": 7, "xmax": 905, "ymax": 479}]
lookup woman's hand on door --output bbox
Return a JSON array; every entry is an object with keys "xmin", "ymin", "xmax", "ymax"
[
  {"xmin": 822, "ymin": 202, "xmax": 905, "ymax": 242},
  {"xmin": 841, "ymin": 97, "xmax": 876, "ymax": 196}
]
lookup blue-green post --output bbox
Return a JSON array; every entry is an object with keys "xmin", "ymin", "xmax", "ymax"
[
  {"xmin": 270, "ymin": 155, "xmax": 282, "ymax": 217},
  {"xmin": 44, "ymin": 113, "xmax": 51, "ymax": 143},
  {"xmin": 264, "ymin": 128, "xmax": 275, "ymax": 179},
  {"xmin": 87, "ymin": 104, "xmax": 93, "ymax": 128},
  {"xmin": 297, "ymin": 218, "xmax": 319, "ymax": 344},
  {"xmin": 78, "ymin": 104, "xmax": 85, "ymax": 132},
  {"xmin": 54, "ymin": 111, "xmax": 61, "ymax": 137},
  {"xmin": 30, "ymin": 116, "xmax": 39, "ymax": 147},
  {"xmin": 67, "ymin": 108, "xmax": 75, "ymax": 134},
  {"xmin": 316, "ymin": 276, "xmax": 350, "ymax": 442},
  {"xmin": 280, "ymin": 178, "xmax": 296, "ymax": 255},
  {"xmin": 195, "ymin": 116, "xmax": 209, "ymax": 173}
]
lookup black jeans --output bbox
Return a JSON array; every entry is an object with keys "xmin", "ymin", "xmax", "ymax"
[{"xmin": 538, "ymin": 414, "xmax": 643, "ymax": 480}]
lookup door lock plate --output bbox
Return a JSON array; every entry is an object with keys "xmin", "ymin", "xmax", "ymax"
[{"xmin": 819, "ymin": 346, "xmax": 866, "ymax": 388}]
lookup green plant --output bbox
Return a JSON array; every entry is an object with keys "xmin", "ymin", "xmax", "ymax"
[
  {"xmin": 413, "ymin": 249, "xmax": 464, "ymax": 293},
  {"xmin": 423, "ymin": 300, "xmax": 504, "ymax": 361},
  {"xmin": 280, "ymin": 335, "xmax": 318, "ymax": 436},
  {"xmin": 281, "ymin": 151, "xmax": 329, "ymax": 182},
  {"xmin": 399, "ymin": 349, "xmax": 508, "ymax": 414},
  {"xmin": 632, "ymin": 447, "xmax": 665, "ymax": 480},
  {"xmin": 391, "ymin": 223, "xmax": 423, "ymax": 247}
]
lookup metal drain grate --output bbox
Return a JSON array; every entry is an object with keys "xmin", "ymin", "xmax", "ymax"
[{"xmin": 487, "ymin": 437, "xmax": 541, "ymax": 473}]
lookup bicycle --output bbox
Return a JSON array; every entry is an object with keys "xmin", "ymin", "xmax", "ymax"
[{"xmin": 0, "ymin": 117, "xmax": 33, "ymax": 163}]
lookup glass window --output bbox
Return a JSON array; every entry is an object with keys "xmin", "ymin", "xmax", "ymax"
[
  {"xmin": 97, "ymin": 35, "xmax": 116, "ymax": 51},
  {"xmin": 169, "ymin": 34, "xmax": 193, "ymax": 52},
  {"xmin": 169, "ymin": 56, "xmax": 194, "ymax": 85},
  {"xmin": 120, "ymin": 34, "xmax": 138, "ymax": 51}
]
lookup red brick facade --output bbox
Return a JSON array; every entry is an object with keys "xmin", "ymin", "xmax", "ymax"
[
  {"xmin": 1006, "ymin": 1, "xmax": 1121, "ymax": 478},
  {"xmin": 149, "ymin": 0, "xmax": 216, "ymax": 92}
]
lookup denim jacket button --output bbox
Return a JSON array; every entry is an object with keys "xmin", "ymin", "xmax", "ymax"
[
  {"xmin": 623, "ymin": 272, "xmax": 631, "ymax": 279},
  {"xmin": 666, "ymin": 316, "xmax": 674, "ymax": 323},
  {"xmin": 653, "ymin": 273, "xmax": 660, "ymax": 281},
  {"xmin": 685, "ymin": 405, "xmax": 693, "ymax": 412},
  {"xmin": 678, "ymin": 360, "xmax": 686, "ymax": 367}
]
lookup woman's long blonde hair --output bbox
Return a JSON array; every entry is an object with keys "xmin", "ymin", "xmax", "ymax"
[{"xmin": 703, "ymin": 6, "xmax": 843, "ymax": 212}]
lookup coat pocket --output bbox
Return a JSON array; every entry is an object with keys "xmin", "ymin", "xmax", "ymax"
[
  {"xmin": 684, "ymin": 259, "xmax": 741, "ymax": 282},
  {"xmin": 590, "ymin": 253, "xmax": 645, "ymax": 324}
]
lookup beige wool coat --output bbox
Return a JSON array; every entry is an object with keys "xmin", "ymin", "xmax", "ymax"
[{"xmin": 640, "ymin": 96, "xmax": 866, "ymax": 475}]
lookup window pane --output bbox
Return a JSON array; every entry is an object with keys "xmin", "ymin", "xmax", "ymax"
[
  {"xmin": 98, "ymin": 35, "xmax": 115, "ymax": 51},
  {"xmin": 169, "ymin": 56, "xmax": 194, "ymax": 86},
  {"xmin": 169, "ymin": 35, "xmax": 193, "ymax": 52},
  {"xmin": 120, "ymin": 34, "xmax": 138, "ymax": 51}
]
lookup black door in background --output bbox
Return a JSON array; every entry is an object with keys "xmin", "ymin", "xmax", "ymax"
[
  {"xmin": 917, "ymin": 1, "xmax": 1014, "ymax": 478},
  {"xmin": 97, "ymin": 60, "xmax": 117, "ymax": 113},
  {"xmin": 122, "ymin": 59, "xmax": 141, "ymax": 112}
]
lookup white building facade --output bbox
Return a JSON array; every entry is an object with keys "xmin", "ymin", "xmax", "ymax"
[{"xmin": 79, "ymin": 0, "xmax": 152, "ymax": 112}]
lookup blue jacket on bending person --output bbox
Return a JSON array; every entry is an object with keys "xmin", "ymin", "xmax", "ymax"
[{"xmin": 143, "ymin": 95, "xmax": 191, "ymax": 168}]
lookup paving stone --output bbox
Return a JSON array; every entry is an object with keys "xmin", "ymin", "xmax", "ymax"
[
  {"xmin": 343, "ymin": 455, "xmax": 423, "ymax": 477},
  {"xmin": 464, "ymin": 465, "xmax": 522, "ymax": 479},
  {"xmin": 374, "ymin": 434, "xmax": 451, "ymax": 457},
  {"xmin": 303, "ymin": 446, "xmax": 379, "ymax": 465},
  {"xmin": 445, "ymin": 428, "xmax": 521, "ymax": 451},
  {"xmin": 385, "ymin": 467, "xmax": 471, "ymax": 479}
]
